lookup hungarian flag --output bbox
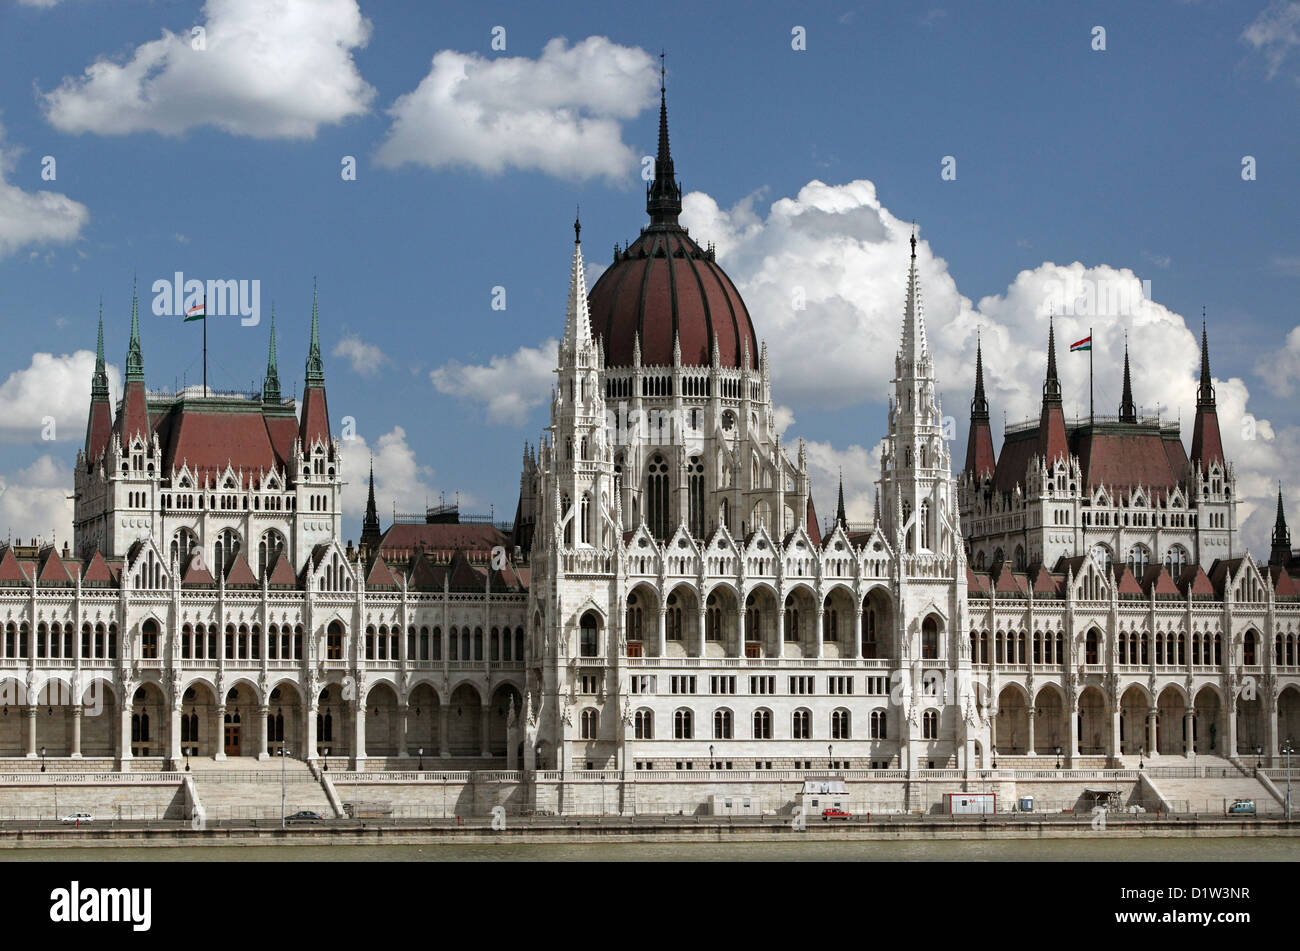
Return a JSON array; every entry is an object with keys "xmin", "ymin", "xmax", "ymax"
[
  {"xmin": 185, "ymin": 301, "xmax": 205, "ymax": 322},
  {"xmin": 1070, "ymin": 335, "xmax": 1091, "ymax": 352}
]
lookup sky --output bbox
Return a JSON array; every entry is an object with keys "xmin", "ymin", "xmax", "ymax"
[{"xmin": 0, "ymin": 0, "xmax": 1298, "ymax": 558}]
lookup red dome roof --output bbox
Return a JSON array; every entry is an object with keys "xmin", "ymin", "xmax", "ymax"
[
  {"xmin": 588, "ymin": 227, "xmax": 758, "ymax": 369},
  {"xmin": 586, "ymin": 79, "xmax": 757, "ymax": 370}
]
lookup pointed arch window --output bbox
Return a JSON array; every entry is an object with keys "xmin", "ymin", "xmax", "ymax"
[{"xmin": 647, "ymin": 455, "xmax": 670, "ymax": 540}]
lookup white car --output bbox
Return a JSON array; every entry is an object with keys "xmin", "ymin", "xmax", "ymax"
[{"xmin": 59, "ymin": 812, "xmax": 93, "ymax": 823}]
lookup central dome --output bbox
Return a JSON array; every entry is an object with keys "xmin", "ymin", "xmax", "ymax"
[{"xmin": 586, "ymin": 83, "xmax": 758, "ymax": 370}]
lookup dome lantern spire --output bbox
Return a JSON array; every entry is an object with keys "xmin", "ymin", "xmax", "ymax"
[{"xmin": 646, "ymin": 51, "xmax": 682, "ymax": 228}]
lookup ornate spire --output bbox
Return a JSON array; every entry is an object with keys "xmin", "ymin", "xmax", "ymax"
[
  {"xmin": 835, "ymin": 470, "xmax": 847, "ymax": 527},
  {"xmin": 91, "ymin": 298, "xmax": 109, "ymax": 399},
  {"xmin": 1272, "ymin": 483, "xmax": 1292, "ymax": 566},
  {"xmin": 1197, "ymin": 312, "xmax": 1215, "ymax": 408},
  {"xmin": 262, "ymin": 305, "xmax": 281, "ymax": 402},
  {"xmin": 362, "ymin": 455, "xmax": 380, "ymax": 550},
  {"xmin": 900, "ymin": 227, "xmax": 928, "ymax": 363},
  {"xmin": 1117, "ymin": 335, "xmax": 1136, "ymax": 423},
  {"xmin": 971, "ymin": 330, "xmax": 988, "ymax": 421},
  {"xmin": 125, "ymin": 275, "xmax": 144, "ymax": 384},
  {"xmin": 1042, "ymin": 314, "xmax": 1062, "ymax": 405},
  {"xmin": 563, "ymin": 219, "xmax": 593, "ymax": 353},
  {"xmin": 646, "ymin": 51, "xmax": 682, "ymax": 227},
  {"xmin": 305, "ymin": 278, "xmax": 324, "ymax": 387}
]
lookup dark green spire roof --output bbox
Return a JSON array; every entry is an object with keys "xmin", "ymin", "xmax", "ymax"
[
  {"xmin": 263, "ymin": 305, "xmax": 281, "ymax": 402},
  {"xmin": 91, "ymin": 298, "xmax": 109, "ymax": 400},
  {"xmin": 125, "ymin": 276, "xmax": 144, "ymax": 384},
  {"xmin": 305, "ymin": 279, "xmax": 324, "ymax": 387}
]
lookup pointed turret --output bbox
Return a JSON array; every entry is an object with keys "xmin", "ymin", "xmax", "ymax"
[
  {"xmin": 562, "ymin": 213, "xmax": 594, "ymax": 355},
  {"xmin": 117, "ymin": 277, "xmax": 151, "ymax": 446},
  {"xmin": 835, "ymin": 470, "xmax": 847, "ymax": 528},
  {"xmin": 645, "ymin": 54, "xmax": 682, "ymax": 227},
  {"xmin": 298, "ymin": 280, "xmax": 331, "ymax": 451},
  {"xmin": 900, "ymin": 230, "xmax": 928, "ymax": 364},
  {"xmin": 1189, "ymin": 317, "xmax": 1225, "ymax": 470},
  {"xmin": 963, "ymin": 331, "xmax": 996, "ymax": 481},
  {"xmin": 1271, "ymin": 484, "xmax": 1291, "ymax": 567},
  {"xmin": 361, "ymin": 456, "xmax": 381, "ymax": 554},
  {"xmin": 84, "ymin": 299, "xmax": 113, "ymax": 466},
  {"xmin": 1037, "ymin": 315, "xmax": 1069, "ymax": 465},
  {"xmin": 262, "ymin": 306, "xmax": 281, "ymax": 403},
  {"xmin": 1118, "ymin": 336, "xmax": 1137, "ymax": 423}
]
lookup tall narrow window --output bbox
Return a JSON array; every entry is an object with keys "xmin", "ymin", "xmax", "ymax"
[
  {"xmin": 688, "ymin": 456, "xmax": 705, "ymax": 538},
  {"xmin": 647, "ymin": 455, "xmax": 670, "ymax": 540}
]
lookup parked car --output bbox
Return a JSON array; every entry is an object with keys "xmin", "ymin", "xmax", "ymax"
[
  {"xmin": 1226, "ymin": 799, "xmax": 1256, "ymax": 815},
  {"xmin": 60, "ymin": 813, "xmax": 93, "ymax": 823},
  {"xmin": 822, "ymin": 808, "xmax": 852, "ymax": 821},
  {"xmin": 285, "ymin": 811, "xmax": 324, "ymax": 822}
]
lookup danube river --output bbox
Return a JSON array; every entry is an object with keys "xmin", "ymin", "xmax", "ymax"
[{"xmin": 3, "ymin": 838, "xmax": 1297, "ymax": 861}]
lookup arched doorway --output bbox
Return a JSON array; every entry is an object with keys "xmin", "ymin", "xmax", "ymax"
[
  {"xmin": 489, "ymin": 683, "xmax": 523, "ymax": 758},
  {"xmin": 1077, "ymin": 687, "xmax": 1107, "ymax": 756},
  {"xmin": 1156, "ymin": 686, "xmax": 1187, "ymax": 755},
  {"xmin": 1193, "ymin": 687, "xmax": 1222, "ymax": 755},
  {"xmin": 861, "ymin": 587, "xmax": 891, "ymax": 659},
  {"xmin": 1279, "ymin": 687, "xmax": 1300, "ymax": 754},
  {"xmin": 743, "ymin": 585, "xmax": 778, "ymax": 658},
  {"xmin": 1119, "ymin": 685, "xmax": 1150, "ymax": 756},
  {"xmin": 782, "ymin": 585, "xmax": 817, "ymax": 658},
  {"xmin": 1033, "ymin": 687, "xmax": 1066, "ymax": 756},
  {"xmin": 995, "ymin": 686, "xmax": 1029, "ymax": 755},
  {"xmin": 448, "ymin": 683, "xmax": 483, "ymax": 757},
  {"xmin": 364, "ymin": 682, "xmax": 400, "ymax": 756},
  {"xmin": 704, "ymin": 585, "xmax": 740, "ymax": 657},
  {"xmin": 407, "ymin": 683, "xmax": 440, "ymax": 757}
]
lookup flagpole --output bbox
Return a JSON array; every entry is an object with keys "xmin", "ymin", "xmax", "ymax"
[
  {"xmin": 203, "ymin": 292, "xmax": 208, "ymax": 398},
  {"xmin": 1081, "ymin": 328, "xmax": 1092, "ymax": 428}
]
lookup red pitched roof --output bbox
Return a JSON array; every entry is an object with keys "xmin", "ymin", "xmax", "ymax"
[
  {"xmin": 964, "ymin": 419, "xmax": 996, "ymax": 482},
  {"xmin": 298, "ymin": 385, "xmax": 330, "ymax": 450},
  {"xmin": 118, "ymin": 380, "xmax": 151, "ymax": 446},
  {"xmin": 805, "ymin": 497, "xmax": 821, "ymax": 547},
  {"xmin": 992, "ymin": 563, "xmax": 1027, "ymax": 595},
  {"xmin": 407, "ymin": 555, "xmax": 448, "ymax": 591},
  {"xmin": 365, "ymin": 555, "xmax": 398, "ymax": 588},
  {"xmin": 1179, "ymin": 565, "xmax": 1215, "ymax": 598},
  {"xmin": 37, "ymin": 548, "xmax": 71, "ymax": 584},
  {"xmin": 81, "ymin": 551, "xmax": 114, "ymax": 585},
  {"xmin": 264, "ymin": 550, "xmax": 296, "ymax": 587},
  {"xmin": 1190, "ymin": 404, "xmax": 1224, "ymax": 470},
  {"xmin": 1142, "ymin": 566, "xmax": 1181, "ymax": 598},
  {"xmin": 1114, "ymin": 566, "xmax": 1144, "ymax": 597},
  {"xmin": 1029, "ymin": 564, "xmax": 1062, "ymax": 597},
  {"xmin": 181, "ymin": 554, "xmax": 215, "ymax": 586},
  {"xmin": 1271, "ymin": 566, "xmax": 1300, "ymax": 599},
  {"xmin": 1073, "ymin": 428, "xmax": 1181, "ymax": 500},
  {"xmin": 378, "ymin": 522, "xmax": 507, "ymax": 560},
  {"xmin": 85, "ymin": 399, "xmax": 113, "ymax": 468},
  {"xmin": 448, "ymin": 550, "xmax": 485, "ymax": 590},
  {"xmin": 224, "ymin": 554, "xmax": 258, "ymax": 587},
  {"xmin": 966, "ymin": 565, "xmax": 991, "ymax": 597},
  {"xmin": 0, "ymin": 547, "xmax": 29, "ymax": 583},
  {"xmin": 157, "ymin": 402, "xmax": 291, "ymax": 489}
]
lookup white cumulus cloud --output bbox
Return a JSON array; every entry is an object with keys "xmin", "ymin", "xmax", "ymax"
[
  {"xmin": 0, "ymin": 350, "xmax": 120, "ymax": 444},
  {"xmin": 430, "ymin": 337, "xmax": 558, "ymax": 426},
  {"xmin": 0, "ymin": 126, "xmax": 89, "ymax": 258},
  {"xmin": 1243, "ymin": 0, "xmax": 1300, "ymax": 78},
  {"xmin": 376, "ymin": 36, "xmax": 658, "ymax": 183},
  {"xmin": 41, "ymin": 0, "xmax": 375, "ymax": 138},
  {"xmin": 340, "ymin": 426, "xmax": 451, "ymax": 531},
  {"xmin": 0, "ymin": 456, "xmax": 75, "ymax": 548},
  {"xmin": 332, "ymin": 333, "xmax": 386, "ymax": 376}
]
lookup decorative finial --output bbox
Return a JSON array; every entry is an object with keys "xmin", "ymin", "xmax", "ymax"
[
  {"xmin": 574, "ymin": 206, "xmax": 581, "ymax": 243},
  {"xmin": 910, "ymin": 222, "xmax": 917, "ymax": 259},
  {"xmin": 660, "ymin": 50, "xmax": 665, "ymax": 93}
]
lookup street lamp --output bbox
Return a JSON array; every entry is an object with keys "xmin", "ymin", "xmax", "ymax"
[
  {"xmin": 1055, "ymin": 745, "xmax": 1062, "ymax": 770},
  {"xmin": 184, "ymin": 748, "xmax": 190, "ymax": 772},
  {"xmin": 323, "ymin": 747, "xmax": 329, "ymax": 771},
  {"xmin": 1139, "ymin": 745, "xmax": 1145, "ymax": 770},
  {"xmin": 828, "ymin": 744, "xmax": 834, "ymax": 768},
  {"xmin": 418, "ymin": 747, "xmax": 424, "ymax": 771},
  {"xmin": 279, "ymin": 746, "xmax": 290, "ymax": 829},
  {"xmin": 709, "ymin": 744, "xmax": 714, "ymax": 770},
  {"xmin": 1256, "ymin": 745, "xmax": 1263, "ymax": 771},
  {"xmin": 991, "ymin": 746, "xmax": 997, "ymax": 770},
  {"xmin": 40, "ymin": 745, "xmax": 46, "ymax": 773},
  {"xmin": 1283, "ymin": 738, "xmax": 1294, "ymax": 821}
]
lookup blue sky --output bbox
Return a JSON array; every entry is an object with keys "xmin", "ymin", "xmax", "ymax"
[{"xmin": 0, "ymin": 0, "xmax": 1297, "ymax": 554}]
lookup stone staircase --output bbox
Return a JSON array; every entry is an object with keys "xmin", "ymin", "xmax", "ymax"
[
  {"xmin": 1143, "ymin": 773, "xmax": 1281, "ymax": 813},
  {"xmin": 190, "ymin": 757, "xmax": 337, "ymax": 819}
]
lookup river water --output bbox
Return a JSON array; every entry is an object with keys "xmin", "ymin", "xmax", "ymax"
[{"xmin": 3, "ymin": 837, "xmax": 1296, "ymax": 862}]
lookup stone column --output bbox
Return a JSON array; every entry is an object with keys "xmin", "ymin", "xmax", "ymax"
[
  {"xmin": 1026, "ymin": 708, "xmax": 1036, "ymax": 756},
  {"xmin": 480, "ymin": 705, "xmax": 491, "ymax": 757},
  {"xmin": 257, "ymin": 704, "xmax": 270, "ymax": 761},
  {"xmin": 71, "ymin": 706, "xmax": 82, "ymax": 759},
  {"xmin": 169, "ymin": 704, "xmax": 182, "ymax": 767},
  {"xmin": 776, "ymin": 606, "xmax": 785, "ymax": 659},
  {"xmin": 1146, "ymin": 710, "xmax": 1158, "ymax": 758},
  {"xmin": 1267, "ymin": 691, "xmax": 1280, "ymax": 765},
  {"xmin": 657, "ymin": 609, "xmax": 666, "ymax": 658},
  {"xmin": 439, "ymin": 705, "xmax": 450, "ymax": 757},
  {"xmin": 815, "ymin": 608, "xmax": 824, "ymax": 659},
  {"xmin": 353, "ymin": 699, "xmax": 366, "ymax": 768},
  {"xmin": 1226, "ymin": 696, "xmax": 1238, "ymax": 758},
  {"xmin": 120, "ymin": 701, "xmax": 134, "ymax": 767},
  {"xmin": 1184, "ymin": 709, "xmax": 1195, "ymax": 757},
  {"xmin": 697, "ymin": 609, "xmax": 706, "ymax": 658},
  {"xmin": 213, "ymin": 704, "xmax": 226, "ymax": 761},
  {"xmin": 1110, "ymin": 706, "xmax": 1121, "ymax": 762},
  {"xmin": 850, "ymin": 606, "xmax": 862, "ymax": 660},
  {"xmin": 305, "ymin": 700, "xmax": 318, "ymax": 760},
  {"xmin": 398, "ymin": 704, "xmax": 409, "ymax": 758},
  {"xmin": 737, "ymin": 609, "xmax": 746, "ymax": 660},
  {"xmin": 24, "ymin": 705, "xmax": 37, "ymax": 758}
]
